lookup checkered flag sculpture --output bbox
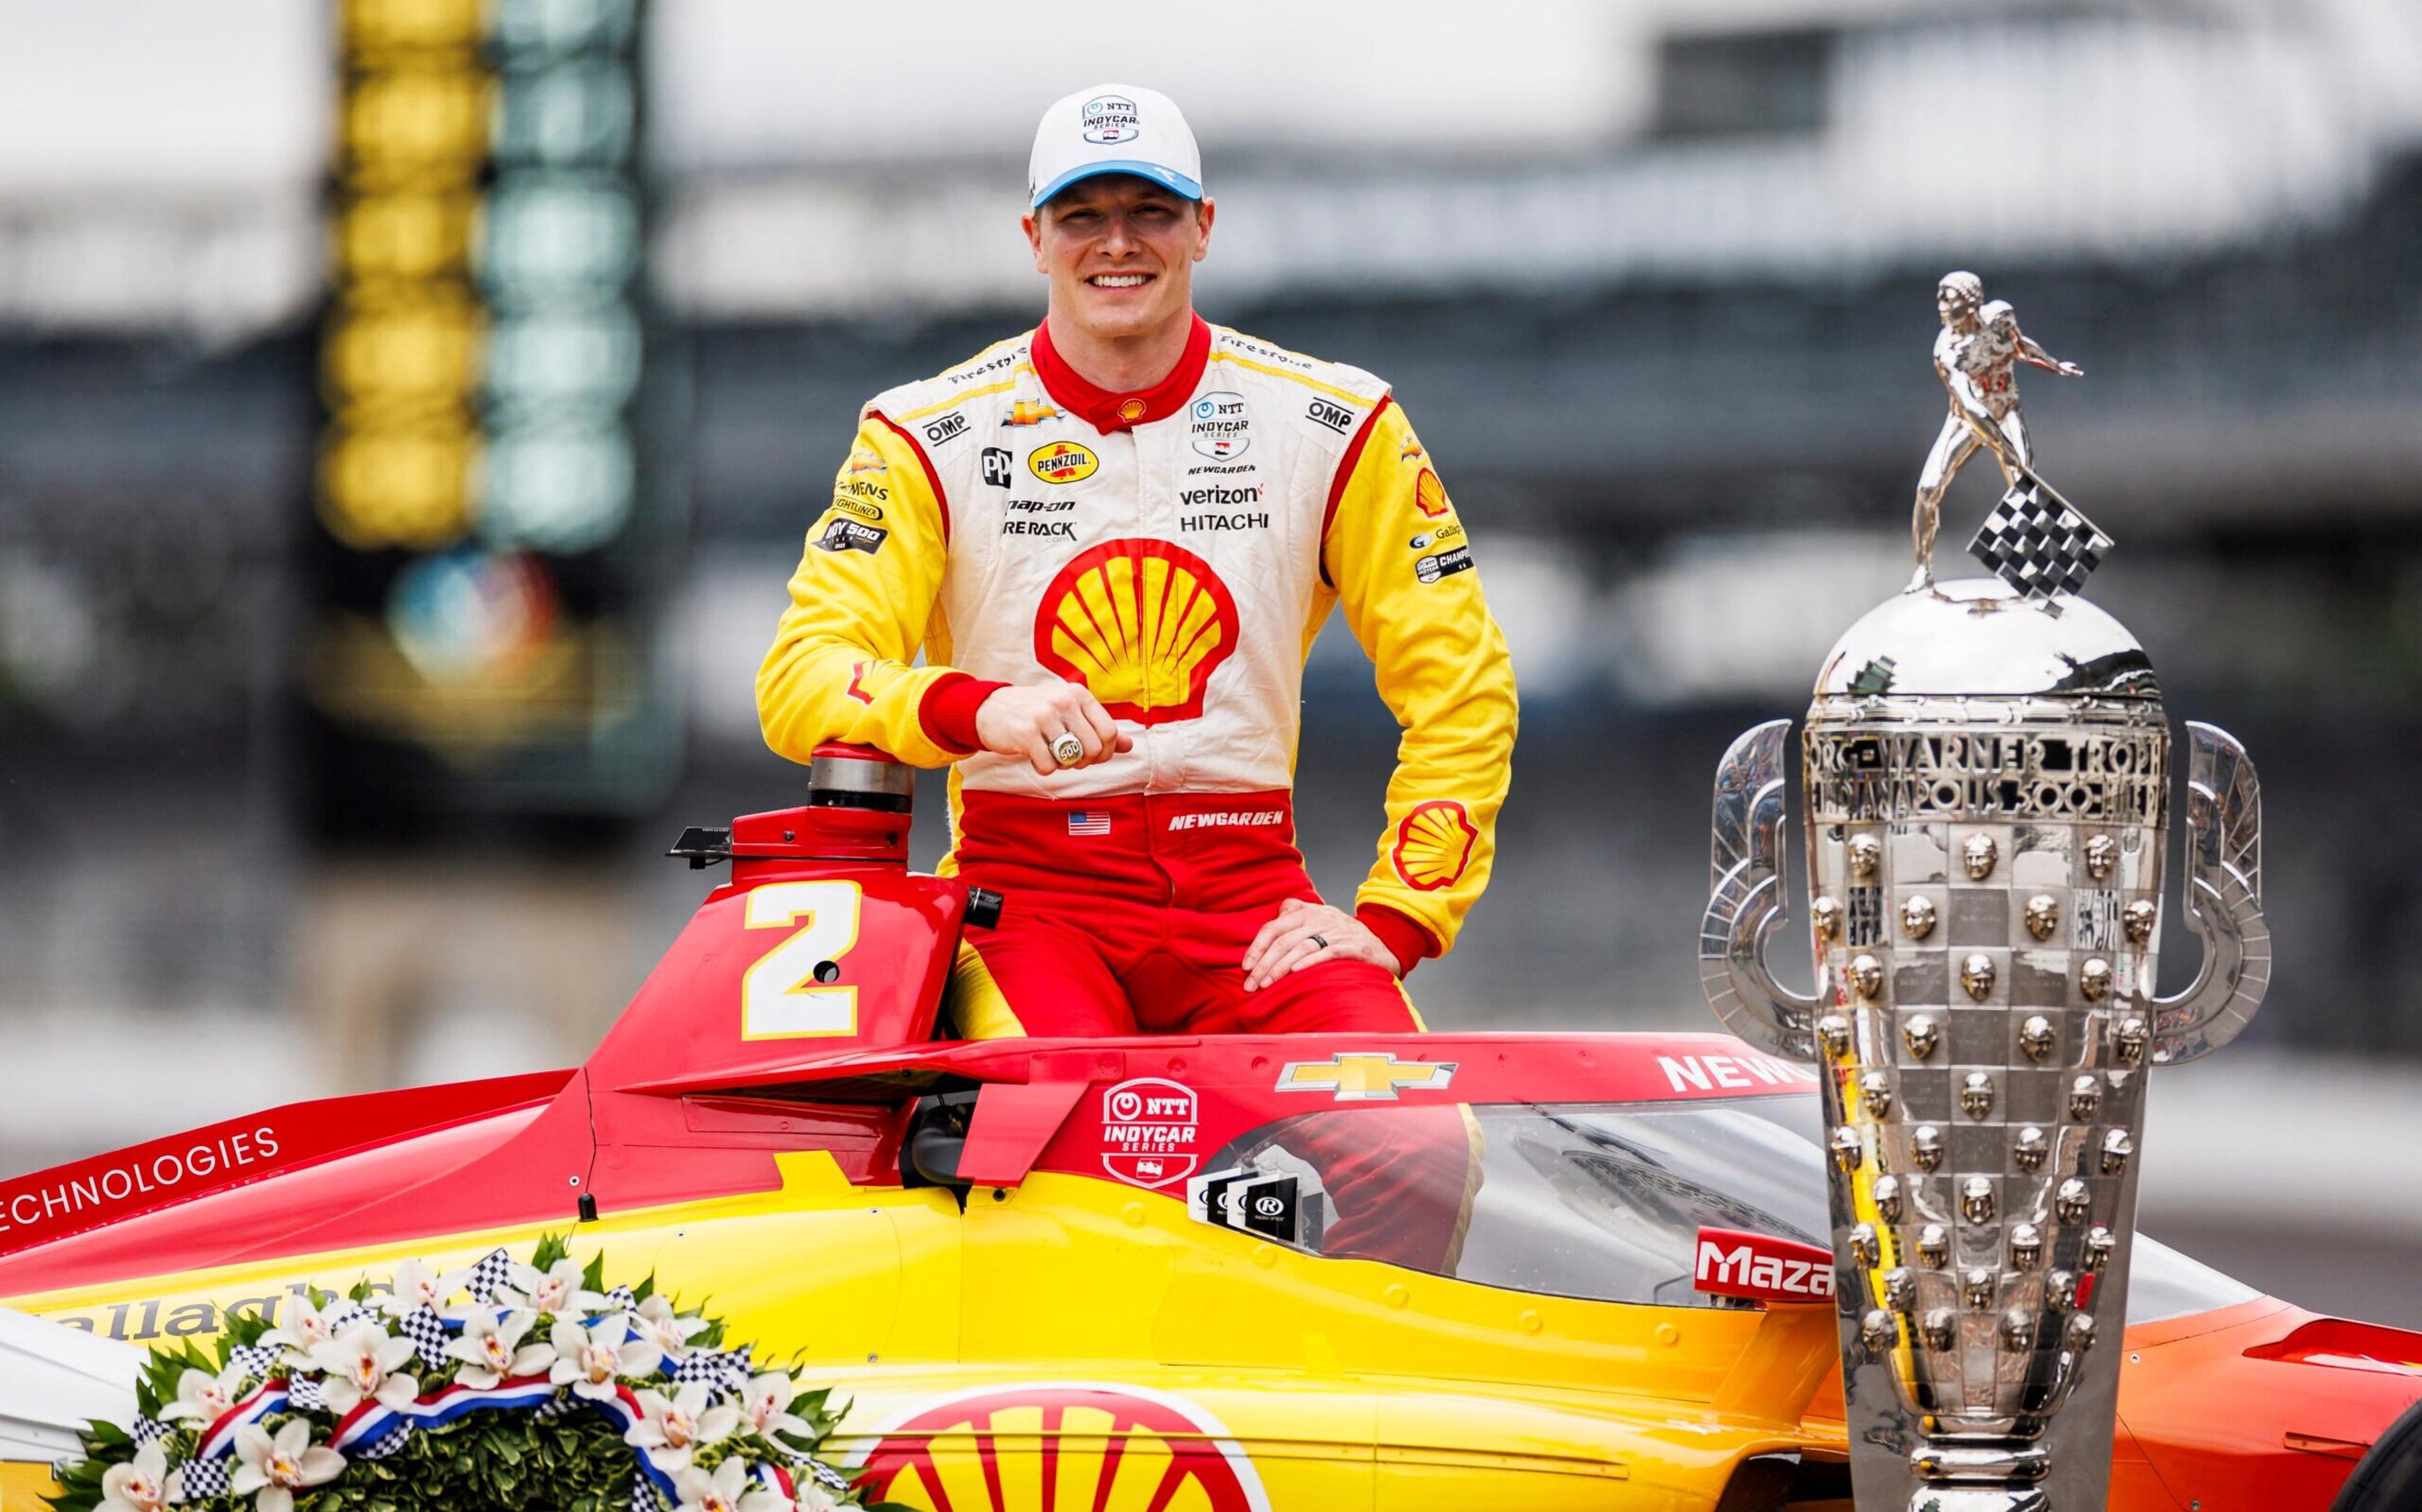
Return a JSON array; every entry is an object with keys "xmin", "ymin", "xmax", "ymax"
[{"xmin": 1968, "ymin": 482, "xmax": 2112, "ymax": 603}]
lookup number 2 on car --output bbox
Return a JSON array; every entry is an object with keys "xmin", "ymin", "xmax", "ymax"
[{"xmin": 740, "ymin": 880, "xmax": 862, "ymax": 1038}]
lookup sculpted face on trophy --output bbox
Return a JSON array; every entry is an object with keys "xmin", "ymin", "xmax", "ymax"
[{"xmin": 1695, "ymin": 275, "xmax": 2273, "ymax": 1512}]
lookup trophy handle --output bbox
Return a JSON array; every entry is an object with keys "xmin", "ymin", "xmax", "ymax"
[
  {"xmin": 1699, "ymin": 719, "xmax": 1822, "ymax": 1061},
  {"xmin": 2150, "ymin": 721, "xmax": 2270, "ymax": 1064}
]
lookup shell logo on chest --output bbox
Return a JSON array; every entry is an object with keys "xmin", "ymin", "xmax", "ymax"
[{"xmin": 1033, "ymin": 539, "xmax": 1239, "ymax": 726}]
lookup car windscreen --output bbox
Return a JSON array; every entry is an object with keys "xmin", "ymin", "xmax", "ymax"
[{"xmin": 1206, "ymin": 1091, "xmax": 2261, "ymax": 1321}]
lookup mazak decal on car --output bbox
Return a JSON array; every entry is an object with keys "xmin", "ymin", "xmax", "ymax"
[
  {"xmin": 1693, "ymin": 1226, "xmax": 1837, "ymax": 1303},
  {"xmin": 850, "ymin": 1383, "xmax": 1271, "ymax": 1512},
  {"xmin": 1099, "ymin": 1076, "xmax": 1198, "ymax": 1187}
]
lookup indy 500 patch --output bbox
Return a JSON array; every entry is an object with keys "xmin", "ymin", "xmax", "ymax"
[{"xmin": 816, "ymin": 518, "xmax": 888, "ymax": 555}]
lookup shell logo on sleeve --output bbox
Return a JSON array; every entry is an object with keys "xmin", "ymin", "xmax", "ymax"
[
  {"xmin": 850, "ymin": 1383, "xmax": 1270, "ymax": 1512},
  {"xmin": 1390, "ymin": 799, "xmax": 1479, "ymax": 890},
  {"xmin": 1027, "ymin": 440, "xmax": 1099, "ymax": 483},
  {"xmin": 1413, "ymin": 467, "xmax": 1450, "ymax": 519},
  {"xmin": 1033, "ymin": 540, "xmax": 1239, "ymax": 726}
]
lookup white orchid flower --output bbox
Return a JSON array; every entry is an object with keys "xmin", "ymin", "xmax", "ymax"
[
  {"xmin": 737, "ymin": 1372, "xmax": 815, "ymax": 1444},
  {"xmin": 306, "ymin": 1322, "xmax": 419, "ymax": 1416},
  {"xmin": 97, "ymin": 1442, "xmax": 172, "ymax": 1512},
  {"xmin": 261, "ymin": 1294, "xmax": 344, "ymax": 1369},
  {"xmin": 230, "ymin": 1419, "xmax": 344, "ymax": 1512},
  {"xmin": 378, "ymin": 1259, "xmax": 474, "ymax": 1319},
  {"xmin": 792, "ymin": 1486, "xmax": 834, "ymax": 1512},
  {"xmin": 443, "ymin": 1308, "xmax": 556, "ymax": 1390},
  {"xmin": 501, "ymin": 1258, "xmax": 608, "ymax": 1319},
  {"xmin": 628, "ymin": 1294, "xmax": 711, "ymax": 1359},
  {"xmin": 158, "ymin": 1363, "xmax": 252, "ymax": 1424},
  {"xmin": 671, "ymin": 1456, "xmax": 788, "ymax": 1512},
  {"xmin": 547, "ymin": 1317, "xmax": 662, "ymax": 1402},
  {"xmin": 621, "ymin": 1382, "xmax": 740, "ymax": 1474}
]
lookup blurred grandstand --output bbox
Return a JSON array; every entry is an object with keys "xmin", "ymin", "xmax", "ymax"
[{"xmin": 0, "ymin": 0, "xmax": 2416, "ymax": 1318}]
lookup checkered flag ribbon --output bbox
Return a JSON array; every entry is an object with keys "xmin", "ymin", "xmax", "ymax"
[
  {"xmin": 802, "ymin": 1457, "xmax": 851, "ymax": 1492},
  {"xmin": 354, "ymin": 1422, "xmax": 412, "ymax": 1462},
  {"xmin": 174, "ymin": 1458, "xmax": 230, "ymax": 1501},
  {"xmin": 671, "ymin": 1343, "xmax": 751, "ymax": 1392},
  {"xmin": 1967, "ymin": 482, "xmax": 2113, "ymax": 602},
  {"xmin": 226, "ymin": 1344, "xmax": 281, "ymax": 1382},
  {"xmin": 129, "ymin": 1416, "xmax": 171, "ymax": 1449},
  {"xmin": 629, "ymin": 1468, "xmax": 666, "ymax": 1512},
  {"xmin": 323, "ymin": 1299, "xmax": 368, "ymax": 1330},
  {"xmin": 395, "ymin": 1304, "xmax": 453, "ymax": 1368},
  {"xmin": 599, "ymin": 1284, "xmax": 636, "ymax": 1313},
  {"xmin": 465, "ymin": 1248, "xmax": 518, "ymax": 1303},
  {"xmin": 288, "ymin": 1375, "xmax": 327, "ymax": 1412}
]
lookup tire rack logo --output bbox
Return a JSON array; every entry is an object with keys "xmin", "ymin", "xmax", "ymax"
[
  {"xmin": 849, "ymin": 1383, "xmax": 1272, "ymax": 1512},
  {"xmin": 1692, "ymin": 1226, "xmax": 1837, "ymax": 1303},
  {"xmin": 1099, "ymin": 1076, "xmax": 1197, "ymax": 1187},
  {"xmin": 1189, "ymin": 390, "xmax": 1250, "ymax": 459},
  {"xmin": 1029, "ymin": 440, "xmax": 1099, "ymax": 484},
  {"xmin": 1389, "ymin": 799, "xmax": 1478, "ymax": 891},
  {"xmin": 1033, "ymin": 539, "xmax": 1239, "ymax": 726},
  {"xmin": 1081, "ymin": 95, "xmax": 1142, "ymax": 145}
]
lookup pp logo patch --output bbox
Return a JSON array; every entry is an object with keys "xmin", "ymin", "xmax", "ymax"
[
  {"xmin": 980, "ymin": 446, "xmax": 1013, "ymax": 489},
  {"xmin": 1030, "ymin": 440, "xmax": 1100, "ymax": 484},
  {"xmin": 1188, "ymin": 390, "xmax": 1250, "ymax": 460},
  {"xmin": 1081, "ymin": 95, "xmax": 1141, "ymax": 145},
  {"xmin": 814, "ymin": 518, "xmax": 887, "ymax": 555},
  {"xmin": 1100, "ymin": 1076, "xmax": 1198, "ymax": 1188}
]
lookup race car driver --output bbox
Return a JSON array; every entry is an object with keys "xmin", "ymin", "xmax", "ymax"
[{"xmin": 757, "ymin": 84, "xmax": 1515, "ymax": 1267}]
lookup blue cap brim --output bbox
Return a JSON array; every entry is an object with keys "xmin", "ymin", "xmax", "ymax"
[{"xmin": 1032, "ymin": 160, "xmax": 1204, "ymax": 209}]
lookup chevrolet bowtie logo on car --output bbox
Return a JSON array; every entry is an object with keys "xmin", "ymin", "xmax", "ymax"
[{"xmin": 1273, "ymin": 1052, "xmax": 1457, "ymax": 1102}]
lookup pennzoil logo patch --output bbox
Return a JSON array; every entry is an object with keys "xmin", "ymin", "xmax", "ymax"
[
  {"xmin": 815, "ymin": 518, "xmax": 887, "ymax": 554},
  {"xmin": 1029, "ymin": 441, "xmax": 1100, "ymax": 484}
]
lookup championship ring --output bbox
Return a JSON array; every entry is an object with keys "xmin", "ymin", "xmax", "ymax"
[
  {"xmin": 1697, "ymin": 275, "xmax": 2271, "ymax": 1512},
  {"xmin": 1050, "ymin": 732, "xmax": 1085, "ymax": 766}
]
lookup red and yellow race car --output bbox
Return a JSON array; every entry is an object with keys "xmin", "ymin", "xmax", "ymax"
[{"xmin": 1, "ymin": 763, "xmax": 2416, "ymax": 1511}]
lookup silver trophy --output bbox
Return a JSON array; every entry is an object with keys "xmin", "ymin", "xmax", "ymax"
[{"xmin": 1699, "ymin": 277, "xmax": 2270, "ymax": 1512}]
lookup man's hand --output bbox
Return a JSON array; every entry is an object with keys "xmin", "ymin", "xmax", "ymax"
[
  {"xmin": 1243, "ymin": 898, "xmax": 1398, "ymax": 990},
  {"xmin": 974, "ymin": 680, "xmax": 1133, "ymax": 776}
]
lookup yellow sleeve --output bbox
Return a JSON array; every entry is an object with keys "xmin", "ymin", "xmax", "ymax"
[
  {"xmin": 756, "ymin": 414, "xmax": 972, "ymax": 769},
  {"xmin": 1323, "ymin": 400, "xmax": 1519, "ymax": 963}
]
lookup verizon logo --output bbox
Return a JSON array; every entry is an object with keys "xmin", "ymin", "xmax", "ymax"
[{"xmin": 1694, "ymin": 1226, "xmax": 1836, "ymax": 1303}]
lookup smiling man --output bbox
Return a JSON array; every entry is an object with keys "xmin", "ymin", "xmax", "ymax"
[{"xmin": 758, "ymin": 83, "xmax": 1518, "ymax": 1055}]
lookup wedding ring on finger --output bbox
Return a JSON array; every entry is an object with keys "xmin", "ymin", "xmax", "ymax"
[
  {"xmin": 1050, "ymin": 733, "xmax": 1084, "ymax": 766},
  {"xmin": 1309, "ymin": 933, "xmax": 1330, "ymax": 951}
]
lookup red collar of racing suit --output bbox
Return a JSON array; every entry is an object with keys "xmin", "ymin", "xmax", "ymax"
[{"xmin": 1033, "ymin": 314, "xmax": 1214, "ymax": 434}]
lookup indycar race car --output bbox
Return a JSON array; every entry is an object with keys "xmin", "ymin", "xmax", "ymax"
[{"xmin": 0, "ymin": 750, "xmax": 2416, "ymax": 1512}]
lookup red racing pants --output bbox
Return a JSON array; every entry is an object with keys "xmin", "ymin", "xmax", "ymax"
[{"xmin": 946, "ymin": 790, "xmax": 1473, "ymax": 1271}]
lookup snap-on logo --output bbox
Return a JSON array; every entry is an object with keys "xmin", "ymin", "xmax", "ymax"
[{"xmin": 1101, "ymin": 1077, "xmax": 1198, "ymax": 1188}]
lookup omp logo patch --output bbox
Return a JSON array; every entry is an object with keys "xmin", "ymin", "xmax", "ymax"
[
  {"xmin": 1028, "ymin": 441, "xmax": 1099, "ymax": 484},
  {"xmin": 1694, "ymin": 1226, "xmax": 1837, "ymax": 1303},
  {"xmin": 921, "ymin": 411, "xmax": 969, "ymax": 446},
  {"xmin": 1305, "ymin": 397, "xmax": 1355, "ymax": 434},
  {"xmin": 851, "ymin": 1384, "xmax": 1270, "ymax": 1512},
  {"xmin": 1033, "ymin": 539, "xmax": 1237, "ymax": 726}
]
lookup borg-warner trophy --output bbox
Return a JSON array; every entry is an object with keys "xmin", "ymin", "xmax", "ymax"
[{"xmin": 1699, "ymin": 274, "xmax": 2271, "ymax": 1512}]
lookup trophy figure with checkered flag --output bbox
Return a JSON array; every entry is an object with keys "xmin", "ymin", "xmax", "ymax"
[
  {"xmin": 1909, "ymin": 272, "xmax": 2100, "ymax": 596},
  {"xmin": 1696, "ymin": 277, "xmax": 2271, "ymax": 1512}
]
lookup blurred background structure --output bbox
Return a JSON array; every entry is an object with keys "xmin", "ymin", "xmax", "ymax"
[{"xmin": 1, "ymin": 0, "xmax": 2417, "ymax": 1320}]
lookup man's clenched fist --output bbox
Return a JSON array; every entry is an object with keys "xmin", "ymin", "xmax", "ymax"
[{"xmin": 974, "ymin": 681, "xmax": 1133, "ymax": 776}]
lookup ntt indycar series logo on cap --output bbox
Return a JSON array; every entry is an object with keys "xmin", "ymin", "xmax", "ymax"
[{"xmin": 1082, "ymin": 95, "xmax": 1141, "ymax": 144}]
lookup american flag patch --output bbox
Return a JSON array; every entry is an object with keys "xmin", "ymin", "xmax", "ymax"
[{"xmin": 1067, "ymin": 811, "xmax": 1111, "ymax": 837}]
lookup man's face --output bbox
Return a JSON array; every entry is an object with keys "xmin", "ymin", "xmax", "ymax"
[
  {"xmin": 1023, "ymin": 175, "xmax": 1214, "ymax": 341},
  {"xmin": 1938, "ymin": 284, "xmax": 1980, "ymax": 327}
]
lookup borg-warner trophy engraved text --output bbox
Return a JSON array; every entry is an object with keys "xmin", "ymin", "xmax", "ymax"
[{"xmin": 1699, "ymin": 276, "xmax": 2271, "ymax": 1512}]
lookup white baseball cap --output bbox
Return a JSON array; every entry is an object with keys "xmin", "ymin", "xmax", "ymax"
[{"xmin": 1027, "ymin": 84, "xmax": 1203, "ymax": 209}]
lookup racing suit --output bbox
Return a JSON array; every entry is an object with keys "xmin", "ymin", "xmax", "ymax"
[{"xmin": 758, "ymin": 315, "xmax": 1514, "ymax": 1266}]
